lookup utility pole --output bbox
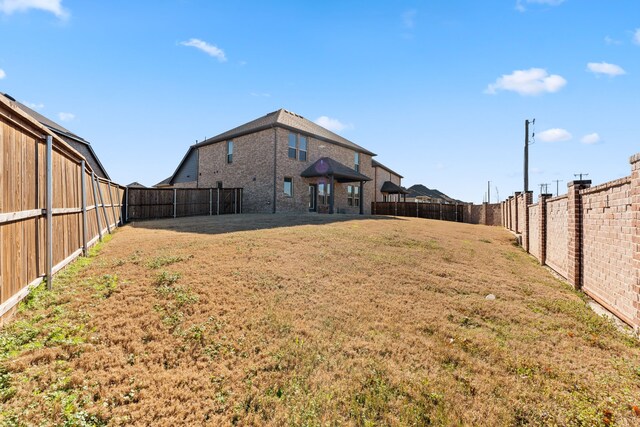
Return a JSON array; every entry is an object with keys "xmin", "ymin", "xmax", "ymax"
[
  {"xmin": 574, "ymin": 173, "xmax": 589, "ymax": 181},
  {"xmin": 524, "ymin": 119, "xmax": 535, "ymax": 193},
  {"xmin": 495, "ymin": 186, "xmax": 499, "ymax": 203},
  {"xmin": 487, "ymin": 181, "xmax": 491, "ymax": 204},
  {"xmin": 552, "ymin": 179, "xmax": 562, "ymax": 197},
  {"xmin": 539, "ymin": 183, "xmax": 545, "ymax": 196}
]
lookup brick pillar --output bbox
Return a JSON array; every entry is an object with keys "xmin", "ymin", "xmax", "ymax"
[
  {"xmin": 567, "ymin": 180, "xmax": 592, "ymax": 290},
  {"xmin": 538, "ymin": 193, "xmax": 552, "ymax": 265},
  {"xmin": 514, "ymin": 192, "xmax": 521, "ymax": 233},
  {"xmin": 630, "ymin": 153, "xmax": 640, "ymax": 330},
  {"xmin": 523, "ymin": 191, "xmax": 533, "ymax": 252}
]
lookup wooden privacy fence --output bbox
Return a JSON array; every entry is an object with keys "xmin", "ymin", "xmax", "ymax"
[
  {"xmin": 372, "ymin": 202, "xmax": 464, "ymax": 222},
  {"xmin": 126, "ymin": 187, "xmax": 243, "ymax": 220},
  {"xmin": 0, "ymin": 97, "xmax": 124, "ymax": 323}
]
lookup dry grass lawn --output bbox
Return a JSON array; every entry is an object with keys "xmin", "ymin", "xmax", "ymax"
[{"xmin": 1, "ymin": 214, "xmax": 639, "ymax": 426}]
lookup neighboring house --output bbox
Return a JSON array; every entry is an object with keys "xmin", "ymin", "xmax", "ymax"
[
  {"xmin": 372, "ymin": 159, "xmax": 407, "ymax": 202},
  {"xmin": 405, "ymin": 184, "xmax": 464, "ymax": 204},
  {"xmin": 165, "ymin": 109, "xmax": 401, "ymax": 214},
  {"xmin": 127, "ymin": 182, "xmax": 147, "ymax": 188},
  {"xmin": 2, "ymin": 93, "xmax": 110, "ymax": 179}
]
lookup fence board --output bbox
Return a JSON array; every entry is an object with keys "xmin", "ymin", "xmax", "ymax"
[{"xmin": 372, "ymin": 202, "xmax": 464, "ymax": 223}]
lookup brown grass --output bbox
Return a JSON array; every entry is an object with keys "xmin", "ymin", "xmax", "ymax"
[{"xmin": 1, "ymin": 214, "xmax": 639, "ymax": 426}]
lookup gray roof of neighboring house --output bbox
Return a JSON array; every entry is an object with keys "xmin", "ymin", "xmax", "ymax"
[
  {"xmin": 3, "ymin": 94, "xmax": 111, "ymax": 180},
  {"xmin": 372, "ymin": 159, "xmax": 403, "ymax": 179},
  {"xmin": 154, "ymin": 177, "xmax": 172, "ymax": 187},
  {"xmin": 300, "ymin": 157, "xmax": 372, "ymax": 182},
  {"xmin": 127, "ymin": 182, "xmax": 147, "ymax": 188},
  {"xmin": 195, "ymin": 109, "xmax": 376, "ymax": 156}
]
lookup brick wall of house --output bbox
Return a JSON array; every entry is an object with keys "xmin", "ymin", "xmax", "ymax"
[
  {"xmin": 373, "ymin": 166, "xmax": 402, "ymax": 202},
  {"xmin": 198, "ymin": 128, "xmax": 276, "ymax": 213},
  {"xmin": 581, "ymin": 178, "xmax": 636, "ymax": 325},
  {"xmin": 273, "ymin": 127, "xmax": 374, "ymax": 215},
  {"xmin": 528, "ymin": 203, "xmax": 540, "ymax": 259},
  {"xmin": 544, "ymin": 195, "xmax": 568, "ymax": 278}
]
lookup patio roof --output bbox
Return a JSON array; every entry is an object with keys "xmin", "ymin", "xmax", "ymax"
[
  {"xmin": 300, "ymin": 157, "xmax": 372, "ymax": 183},
  {"xmin": 380, "ymin": 181, "xmax": 409, "ymax": 194}
]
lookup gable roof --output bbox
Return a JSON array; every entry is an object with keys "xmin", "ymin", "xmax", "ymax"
[
  {"xmin": 195, "ymin": 109, "xmax": 376, "ymax": 156},
  {"xmin": 300, "ymin": 157, "xmax": 372, "ymax": 182},
  {"xmin": 3, "ymin": 94, "xmax": 111, "ymax": 179},
  {"xmin": 372, "ymin": 159, "xmax": 403, "ymax": 179}
]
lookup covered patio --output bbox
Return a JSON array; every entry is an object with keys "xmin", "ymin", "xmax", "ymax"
[
  {"xmin": 380, "ymin": 180, "xmax": 409, "ymax": 202},
  {"xmin": 300, "ymin": 157, "xmax": 371, "ymax": 214}
]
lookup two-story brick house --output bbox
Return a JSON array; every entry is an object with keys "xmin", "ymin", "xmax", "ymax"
[{"xmin": 166, "ymin": 109, "xmax": 403, "ymax": 214}]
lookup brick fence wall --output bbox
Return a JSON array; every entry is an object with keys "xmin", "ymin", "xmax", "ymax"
[{"xmin": 501, "ymin": 152, "xmax": 640, "ymax": 331}]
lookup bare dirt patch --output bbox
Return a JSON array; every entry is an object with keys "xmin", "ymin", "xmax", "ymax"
[{"xmin": 1, "ymin": 214, "xmax": 639, "ymax": 426}]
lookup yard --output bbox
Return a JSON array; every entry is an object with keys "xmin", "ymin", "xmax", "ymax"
[{"xmin": 1, "ymin": 214, "xmax": 639, "ymax": 426}]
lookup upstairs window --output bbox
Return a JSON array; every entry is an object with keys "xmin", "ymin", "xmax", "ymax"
[
  {"xmin": 284, "ymin": 177, "xmax": 293, "ymax": 197},
  {"xmin": 227, "ymin": 140, "xmax": 233, "ymax": 164},
  {"xmin": 288, "ymin": 132, "xmax": 308, "ymax": 161},
  {"xmin": 299, "ymin": 136, "xmax": 307, "ymax": 161},
  {"xmin": 288, "ymin": 133, "xmax": 297, "ymax": 159},
  {"xmin": 354, "ymin": 152, "xmax": 360, "ymax": 172}
]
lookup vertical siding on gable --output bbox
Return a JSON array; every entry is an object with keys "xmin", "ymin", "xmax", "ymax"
[{"xmin": 173, "ymin": 149, "xmax": 198, "ymax": 184}]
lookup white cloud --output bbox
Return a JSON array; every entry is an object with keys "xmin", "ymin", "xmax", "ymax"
[
  {"xmin": 0, "ymin": 69, "xmax": 5, "ymax": 79},
  {"xmin": 315, "ymin": 116, "xmax": 353, "ymax": 133},
  {"xmin": 516, "ymin": 0, "xmax": 564, "ymax": 12},
  {"xmin": 485, "ymin": 68, "xmax": 566, "ymax": 96},
  {"xmin": 633, "ymin": 29, "xmax": 640, "ymax": 45},
  {"xmin": 23, "ymin": 101, "xmax": 44, "ymax": 109},
  {"xmin": 402, "ymin": 9, "xmax": 417, "ymax": 29},
  {"xmin": 0, "ymin": 0, "xmax": 68, "ymax": 18},
  {"xmin": 604, "ymin": 36, "xmax": 621, "ymax": 45},
  {"xmin": 538, "ymin": 128, "xmax": 572, "ymax": 142},
  {"xmin": 180, "ymin": 38, "xmax": 227, "ymax": 62},
  {"xmin": 581, "ymin": 133, "xmax": 601, "ymax": 144},
  {"xmin": 587, "ymin": 62, "xmax": 626, "ymax": 77},
  {"xmin": 57, "ymin": 112, "xmax": 74, "ymax": 121}
]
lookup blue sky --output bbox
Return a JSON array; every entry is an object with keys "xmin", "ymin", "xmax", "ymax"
[{"xmin": 1, "ymin": 0, "xmax": 639, "ymax": 203}]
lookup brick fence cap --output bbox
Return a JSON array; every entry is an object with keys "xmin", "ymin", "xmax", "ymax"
[{"xmin": 567, "ymin": 180, "xmax": 592, "ymax": 187}]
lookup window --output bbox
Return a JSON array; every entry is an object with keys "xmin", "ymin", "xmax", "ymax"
[
  {"xmin": 288, "ymin": 132, "xmax": 308, "ymax": 161},
  {"xmin": 288, "ymin": 133, "xmax": 297, "ymax": 159},
  {"xmin": 284, "ymin": 177, "xmax": 293, "ymax": 197},
  {"xmin": 347, "ymin": 185, "xmax": 360, "ymax": 207},
  {"xmin": 354, "ymin": 152, "xmax": 360, "ymax": 172},
  {"xmin": 299, "ymin": 135, "xmax": 307, "ymax": 161},
  {"xmin": 227, "ymin": 140, "xmax": 233, "ymax": 163},
  {"xmin": 318, "ymin": 183, "xmax": 325, "ymax": 205}
]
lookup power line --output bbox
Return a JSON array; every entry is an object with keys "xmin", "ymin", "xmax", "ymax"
[
  {"xmin": 574, "ymin": 173, "xmax": 589, "ymax": 181},
  {"xmin": 552, "ymin": 179, "xmax": 563, "ymax": 197}
]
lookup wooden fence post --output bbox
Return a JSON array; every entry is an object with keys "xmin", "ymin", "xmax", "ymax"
[
  {"xmin": 91, "ymin": 172, "xmax": 103, "ymax": 241},
  {"xmin": 173, "ymin": 188, "xmax": 177, "ymax": 218},
  {"xmin": 107, "ymin": 180, "xmax": 117, "ymax": 228},
  {"xmin": 125, "ymin": 187, "xmax": 129, "ymax": 222},
  {"xmin": 45, "ymin": 135, "xmax": 53, "ymax": 290},
  {"xmin": 439, "ymin": 203, "xmax": 442, "ymax": 221},
  {"xmin": 234, "ymin": 189, "xmax": 238, "ymax": 214},
  {"xmin": 95, "ymin": 175, "xmax": 110, "ymax": 234},
  {"xmin": 80, "ymin": 161, "xmax": 88, "ymax": 256}
]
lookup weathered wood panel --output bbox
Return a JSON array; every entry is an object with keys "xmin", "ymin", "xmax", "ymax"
[{"xmin": 372, "ymin": 202, "xmax": 464, "ymax": 222}]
